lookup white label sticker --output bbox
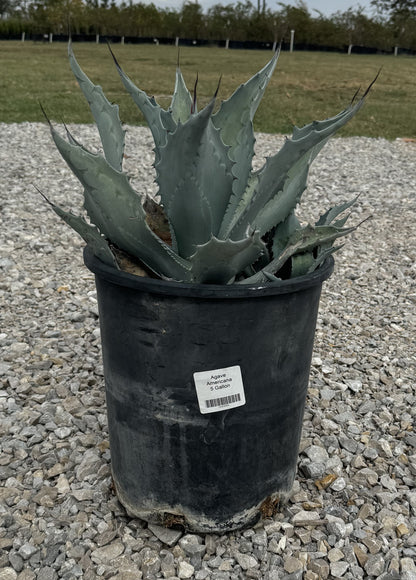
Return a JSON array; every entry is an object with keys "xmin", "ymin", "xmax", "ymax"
[{"xmin": 193, "ymin": 365, "xmax": 246, "ymax": 414}]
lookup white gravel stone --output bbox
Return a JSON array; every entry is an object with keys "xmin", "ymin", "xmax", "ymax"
[
  {"xmin": 330, "ymin": 476, "xmax": 347, "ymax": 491},
  {"xmin": 234, "ymin": 552, "xmax": 258, "ymax": 570},
  {"xmin": 401, "ymin": 558, "xmax": 416, "ymax": 574},
  {"xmin": 18, "ymin": 544, "xmax": 39, "ymax": 561},
  {"xmin": 330, "ymin": 560, "xmax": 349, "ymax": 577},
  {"xmin": 0, "ymin": 569, "xmax": 18, "ymax": 580},
  {"xmin": 55, "ymin": 474, "xmax": 70, "ymax": 494},
  {"xmin": 364, "ymin": 553, "xmax": 386, "ymax": 576},
  {"xmin": 292, "ymin": 510, "xmax": 321, "ymax": 524},
  {"xmin": 148, "ymin": 523, "xmax": 183, "ymax": 547},
  {"xmin": 304, "ymin": 445, "xmax": 330, "ymax": 463},
  {"xmin": 90, "ymin": 542, "xmax": 125, "ymax": 564},
  {"xmin": 178, "ymin": 561, "xmax": 195, "ymax": 579}
]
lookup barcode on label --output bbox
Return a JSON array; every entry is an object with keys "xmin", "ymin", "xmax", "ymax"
[{"xmin": 205, "ymin": 393, "xmax": 241, "ymax": 409}]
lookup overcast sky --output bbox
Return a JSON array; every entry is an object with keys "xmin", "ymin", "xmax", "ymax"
[
  {"xmin": 277, "ymin": 0, "xmax": 372, "ymax": 16},
  {"xmin": 139, "ymin": 0, "xmax": 373, "ymax": 17}
]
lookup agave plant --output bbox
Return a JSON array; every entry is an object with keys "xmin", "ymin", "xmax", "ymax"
[{"xmin": 43, "ymin": 44, "xmax": 374, "ymax": 285}]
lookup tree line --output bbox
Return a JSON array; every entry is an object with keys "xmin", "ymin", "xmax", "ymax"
[{"xmin": 1, "ymin": 0, "xmax": 416, "ymax": 52}]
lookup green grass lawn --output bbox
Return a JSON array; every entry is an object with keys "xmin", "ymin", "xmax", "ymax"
[{"xmin": 1, "ymin": 40, "xmax": 415, "ymax": 138}]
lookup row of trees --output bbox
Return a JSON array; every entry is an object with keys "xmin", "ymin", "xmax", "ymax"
[{"xmin": 1, "ymin": 0, "xmax": 416, "ymax": 51}]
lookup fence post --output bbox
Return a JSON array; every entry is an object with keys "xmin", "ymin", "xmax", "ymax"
[
  {"xmin": 272, "ymin": 40, "xmax": 277, "ymax": 51},
  {"xmin": 175, "ymin": 37, "xmax": 179, "ymax": 47},
  {"xmin": 121, "ymin": 36, "xmax": 124, "ymax": 45},
  {"xmin": 394, "ymin": 46, "xmax": 398, "ymax": 56},
  {"xmin": 96, "ymin": 34, "xmax": 100, "ymax": 44},
  {"xmin": 290, "ymin": 29, "xmax": 295, "ymax": 52},
  {"xmin": 348, "ymin": 44, "xmax": 353, "ymax": 55},
  {"xmin": 225, "ymin": 38, "xmax": 229, "ymax": 49},
  {"xmin": 49, "ymin": 33, "xmax": 53, "ymax": 43},
  {"xmin": 21, "ymin": 31, "xmax": 25, "ymax": 42}
]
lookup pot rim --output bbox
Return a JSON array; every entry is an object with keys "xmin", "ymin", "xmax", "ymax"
[{"xmin": 83, "ymin": 246, "xmax": 334, "ymax": 299}]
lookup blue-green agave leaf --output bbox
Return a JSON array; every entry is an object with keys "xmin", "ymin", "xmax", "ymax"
[
  {"xmin": 170, "ymin": 67, "xmax": 193, "ymax": 124},
  {"xmin": 109, "ymin": 46, "xmax": 176, "ymax": 163},
  {"xmin": 272, "ymin": 211, "xmax": 301, "ymax": 259},
  {"xmin": 50, "ymin": 125, "xmax": 191, "ymax": 281},
  {"xmin": 230, "ymin": 94, "xmax": 368, "ymax": 239},
  {"xmin": 215, "ymin": 50, "xmax": 279, "ymax": 236},
  {"xmin": 290, "ymin": 245, "xmax": 340, "ymax": 278},
  {"xmin": 252, "ymin": 154, "xmax": 311, "ymax": 237},
  {"xmin": 291, "ymin": 71, "xmax": 378, "ymax": 142},
  {"xmin": 315, "ymin": 196, "xmax": 359, "ymax": 226},
  {"xmin": 167, "ymin": 175, "xmax": 213, "ymax": 259},
  {"xmin": 68, "ymin": 43, "xmax": 125, "ymax": 172},
  {"xmin": 156, "ymin": 99, "xmax": 231, "ymax": 257},
  {"xmin": 239, "ymin": 224, "xmax": 356, "ymax": 284},
  {"xmin": 40, "ymin": 190, "xmax": 119, "ymax": 268},
  {"xmin": 197, "ymin": 120, "xmax": 234, "ymax": 236},
  {"xmin": 213, "ymin": 50, "xmax": 279, "ymax": 154},
  {"xmin": 189, "ymin": 232, "xmax": 265, "ymax": 284},
  {"xmin": 289, "ymin": 252, "xmax": 315, "ymax": 279}
]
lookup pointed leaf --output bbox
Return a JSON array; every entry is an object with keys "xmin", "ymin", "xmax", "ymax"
[
  {"xmin": 50, "ymin": 125, "xmax": 191, "ymax": 281},
  {"xmin": 239, "ymin": 224, "xmax": 356, "ymax": 284},
  {"xmin": 109, "ymin": 46, "xmax": 176, "ymax": 163},
  {"xmin": 161, "ymin": 115, "xmax": 234, "ymax": 244},
  {"xmin": 41, "ymin": 192, "xmax": 119, "ymax": 268},
  {"xmin": 215, "ymin": 51, "xmax": 279, "ymax": 235},
  {"xmin": 213, "ymin": 50, "xmax": 279, "ymax": 151},
  {"xmin": 198, "ymin": 120, "xmax": 234, "ymax": 236},
  {"xmin": 156, "ymin": 100, "xmax": 230, "ymax": 257},
  {"xmin": 170, "ymin": 67, "xmax": 193, "ymax": 123},
  {"xmin": 292, "ymin": 72, "xmax": 378, "ymax": 142},
  {"xmin": 68, "ymin": 43, "xmax": 125, "ymax": 172},
  {"xmin": 166, "ymin": 175, "xmax": 213, "ymax": 259},
  {"xmin": 218, "ymin": 125, "xmax": 256, "ymax": 238},
  {"xmin": 189, "ymin": 233, "xmax": 265, "ymax": 284},
  {"xmin": 315, "ymin": 196, "xmax": 359, "ymax": 226},
  {"xmin": 253, "ymin": 154, "xmax": 310, "ymax": 236},
  {"xmin": 230, "ymin": 89, "xmax": 369, "ymax": 239}
]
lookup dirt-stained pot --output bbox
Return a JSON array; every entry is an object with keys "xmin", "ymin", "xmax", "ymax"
[{"xmin": 84, "ymin": 246, "xmax": 334, "ymax": 533}]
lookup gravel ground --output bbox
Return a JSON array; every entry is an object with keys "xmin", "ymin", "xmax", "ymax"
[{"xmin": 0, "ymin": 123, "xmax": 415, "ymax": 580}]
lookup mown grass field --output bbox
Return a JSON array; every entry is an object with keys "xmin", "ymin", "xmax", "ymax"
[{"xmin": 1, "ymin": 40, "xmax": 415, "ymax": 138}]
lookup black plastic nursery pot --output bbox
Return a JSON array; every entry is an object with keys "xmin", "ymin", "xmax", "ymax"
[{"xmin": 84, "ymin": 247, "xmax": 334, "ymax": 533}]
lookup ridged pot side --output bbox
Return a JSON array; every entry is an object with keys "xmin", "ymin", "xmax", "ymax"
[{"xmin": 84, "ymin": 247, "xmax": 334, "ymax": 532}]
